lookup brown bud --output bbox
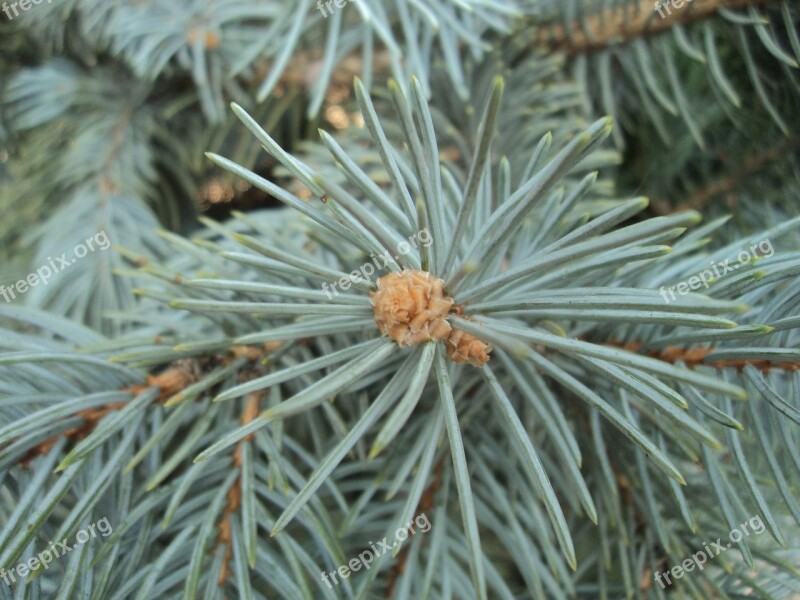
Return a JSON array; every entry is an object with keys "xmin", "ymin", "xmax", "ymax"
[
  {"xmin": 445, "ymin": 328, "xmax": 492, "ymax": 367},
  {"xmin": 371, "ymin": 269, "xmax": 491, "ymax": 366},
  {"xmin": 371, "ymin": 270, "xmax": 453, "ymax": 347}
]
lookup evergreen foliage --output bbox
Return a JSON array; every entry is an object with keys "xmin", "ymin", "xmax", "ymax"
[{"xmin": 0, "ymin": 0, "xmax": 799, "ymax": 598}]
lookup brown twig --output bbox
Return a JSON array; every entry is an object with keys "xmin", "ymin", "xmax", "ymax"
[
  {"xmin": 386, "ymin": 457, "xmax": 445, "ymax": 597},
  {"xmin": 17, "ymin": 344, "xmax": 275, "ymax": 468},
  {"xmin": 540, "ymin": 0, "xmax": 776, "ymax": 56},
  {"xmin": 655, "ymin": 136, "xmax": 799, "ymax": 215},
  {"xmin": 19, "ymin": 361, "xmax": 202, "ymax": 467},
  {"xmin": 608, "ymin": 340, "xmax": 799, "ymax": 372},
  {"xmin": 216, "ymin": 391, "xmax": 263, "ymax": 586}
]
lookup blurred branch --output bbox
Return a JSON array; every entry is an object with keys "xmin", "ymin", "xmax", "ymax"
[
  {"xmin": 653, "ymin": 136, "xmax": 799, "ymax": 214},
  {"xmin": 541, "ymin": 0, "xmax": 775, "ymax": 55}
]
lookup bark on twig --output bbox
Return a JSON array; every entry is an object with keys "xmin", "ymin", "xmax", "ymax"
[{"xmin": 540, "ymin": 0, "xmax": 776, "ymax": 55}]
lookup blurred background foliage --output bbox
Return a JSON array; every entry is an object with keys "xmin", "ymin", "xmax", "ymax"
[{"xmin": 1, "ymin": 1, "xmax": 798, "ymax": 333}]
